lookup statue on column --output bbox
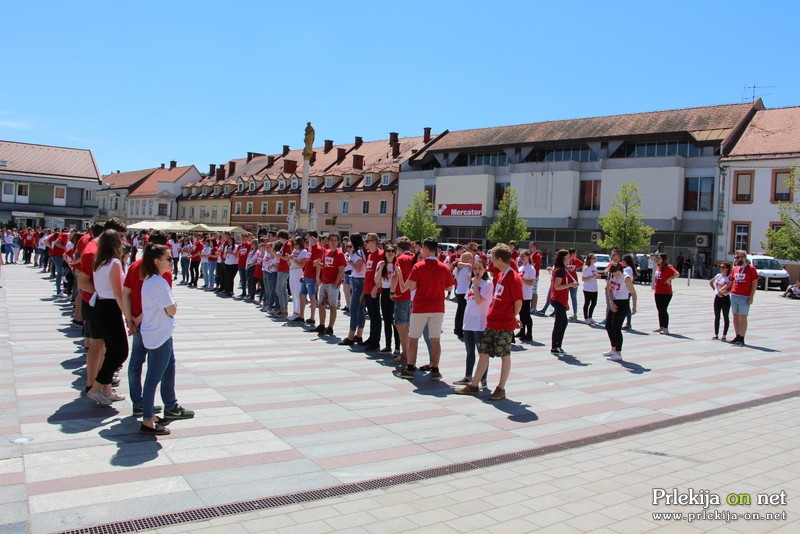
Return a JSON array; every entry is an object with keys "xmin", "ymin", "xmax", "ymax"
[
  {"xmin": 309, "ymin": 207, "xmax": 318, "ymax": 231},
  {"xmin": 302, "ymin": 122, "xmax": 315, "ymax": 160},
  {"xmin": 287, "ymin": 206, "xmax": 297, "ymax": 233}
]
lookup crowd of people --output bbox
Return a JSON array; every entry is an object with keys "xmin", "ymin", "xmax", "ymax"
[{"xmin": 1, "ymin": 222, "xmax": 765, "ymax": 429}]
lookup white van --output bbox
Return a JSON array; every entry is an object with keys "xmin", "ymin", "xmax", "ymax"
[{"xmin": 746, "ymin": 255, "xmax": 790, "ymax": 291}]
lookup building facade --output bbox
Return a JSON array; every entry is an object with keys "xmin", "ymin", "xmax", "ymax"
[
  {"xmin": 125, "ymin": 162, "xmax": 202, "ymax": 224},
  {"xmin": 0, "ymin": 140, "xmax": 101, "ymax": 229},
  {"xmin": 97, "ymin": 168, "xmax": 156, "ymax": 223}
]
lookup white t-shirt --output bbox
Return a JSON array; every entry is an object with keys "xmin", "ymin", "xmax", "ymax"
[
  {"xmin": 290, "ymin": 248, "xmax": 310, "ymax": 270},
  {"xmin": 350, "ymin": 250, "xmax": 367, "ymax": 278},
  {"xmin": 201, "ymin": 245, "xmax": 212, "ymax": 263},
  {"xmin": 518, "ymin": 263, "xmax": 537, "ymax": 300},
  {"xmin": 262, "ymin": 251, "xmax": 277, "ymax": 273},
  {"xmin": 582, "ymin": 264, "xmax": 599, "ymax": 292},
  {"xmin": 93, "ymin": 258, "xmax": 123, "ymax": 299},
  {"xmin": 381, "ymin": 262, "xmax": 394, "ymax": 289},
  {"xmin": 224, "ymin": 245, "xmax": 238, "ymax": 265},
  {"xmin": 713, "ymin": 273, "xmax": 730, "ymax": 296},
  {"xmin": 609, "ymin": 273, "xmax": 632, "ymax": 300},
  {"xmin": 463, "ymin": 279, "xmax": 494, "ymax": 332},
  {"xmin": 455, "ymin": 266, "xmax": 471, "ymax": 295},
  {"xmin": 168, "ymin": 239, "xmax": 180, "ymax": 256},
  {"xmin": 141, "ymin": 275, "xmax": 176, "ymax": 350}
]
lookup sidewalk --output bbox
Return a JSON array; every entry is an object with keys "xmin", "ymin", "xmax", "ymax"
[{"xmin": 0, "ymin": 263, "xmax": 798, "ymax": 533}]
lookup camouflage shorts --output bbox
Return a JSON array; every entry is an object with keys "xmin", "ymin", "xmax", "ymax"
[{"xmin": 480, "ymin": 328, "xmax": 513, "ymax": 358}]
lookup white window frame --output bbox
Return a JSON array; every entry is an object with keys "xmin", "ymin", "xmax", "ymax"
[
  {"xmin": 148, "ymin": 199, "xmax": 154, "ymax": 215},
  {"xmin": 189, "ymin": 206, "xmax": 195, "ymax": 219},
  {"xmin": 291, "ymin": 178, "xmax": 298, "ymax": 190},
  {"xmin": 238, "ymin": 182, "xmax": 244, "ymax": 192},
  {"xmin": 325, "ymin": 177, "xmax": 332, "ymax": 188},
  {"xmin": 362, "ymin": 200, "xmax": 369, "ymax": 214},
  {"xmin": 323, "ymin": 201, "xmax": 329, "ymax": 215},
  {"xmin": 180, "ymin": 207, "xmax": 186, "ymax": 219},
  {"xmin": 235, "ymin": 202, "xmax": 241, "ymax": 214},
  {"xmin": 16, "ymin": 183, "xmax": 29, "ymax": 204},
  {"xmin": 222, "ymin": 207, "xmax": 228, "ymax": 221},
  {"xmin": 276, "ymin": 201, "xmax": 284, "ymax": 215},
  {"xmin": 341, "ymin": 200, "xmax": 350, "ymax": 214},
  {"xmin": 288, "ymin": 200, "xmax": 296, "ymax": 213},
  {"xmin": 84, "ymin": 189, "xmax": 94, "ymax": 201},
  {"xmin": 308, "ymin": 201, "xmax": 315, "ymax": 212},
  {"xmin": 382, "ymin": 174, "xmax": 390, "ymax": 186},
  {"xmin": 246, "ymin": 201, "xmax": 253, "ymax": 214},
  {"xmin": 278, "ymin": 178, "xmax": 286, "ymax": 190},
  {"xmin": 344, "ymin": 176, "xmax": 351, "ymax": 187},
  {"xmin": 214, "ymin": 186, "xmax": 221, "ymax": 195},
  {"xmin": 2, "ymin": 182, "xmax": 15, "ymax": 203},
  {"xmin": 211, "ymin": 206, "xmax": 218, "ymax": 221},
  {"xmin": 364, "ymin": 175, "xmax": 373, "ymax": 187},
  {"xmin": 249, "ymin": 180, "xmax": 256, "ymax": 192},
  {"xmin": 158, "ymin": 203, "xmax": 168, "ymax": 216},
  {"xmin": 379, "ymin": 200, "xmax": 387, "ymax": 215},
  {"xmin": 310, "ymin": 178, "xmax": 317, "ymax": 188},
  {"xmin": 260, "ymin": 201, "xmax": 268, "ymax": 215}
]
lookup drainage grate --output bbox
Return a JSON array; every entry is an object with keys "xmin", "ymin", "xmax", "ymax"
[{"xmin": 59, "ymin": 388, "xmax": 800, "ymax": 534}]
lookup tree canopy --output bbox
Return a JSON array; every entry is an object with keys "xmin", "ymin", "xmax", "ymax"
[
  {"xmin": 487, "ymin": 186, "xmax": 529, "ymax": 245},
  {"xmin": 397, "ymin": 191, "xmax": 441, "ymax": 242},
  {"xmin": 762, "ymin": 167, "xmax": 800, "ymax": 260},
  {"xmin": 597, "ymin": 182, "xmax": 654, "ymax": 253}
]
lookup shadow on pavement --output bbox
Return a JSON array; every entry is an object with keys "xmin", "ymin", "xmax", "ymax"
[
  {"xmin": 99, "ymin": 422, "xmax": 163, "ymax": 467},
  {"xmin": 47, "ymin": 397, "xmax": 121, "ymax": 434},
  {"xmin": 555, "ymin": 353, "xmax": 591, "ymax": 367}
]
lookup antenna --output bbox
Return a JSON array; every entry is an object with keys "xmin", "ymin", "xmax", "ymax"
[{"xmin": 743, "ymin": 83, "xmax": 775, "ymax": 103}]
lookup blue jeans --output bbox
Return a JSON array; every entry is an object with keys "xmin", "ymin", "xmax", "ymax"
[
  {"xmin": 463, "ymin": 330, "xmax": 488, "ymax": 380},
  {"xmin": 569, "ymin": 286, "xmax": 578, "ymax": 316},
  {"xmin": 276, "ymin": 271, "xmax": 289, "ymax": 312},
  {"xmin": 349, "ymin": 277, "xmax": 366, "ymax": 332},
  {"xmin": 203, "ymin": 261, "xmax": 216, "ymax": 288},
  {"xmin": 142, "ymin": 337, "xmax": 178, "ymax": 420},
  {"xmin": 128, "ymin": 332, "xmax": 147, "ymax": 408},
  {"xmin": 51, "ymin": 256, "xmax": 65, "ymax": 294},
  {"xmin": 265, "ymin": 271, "xmax": 277, "ymax": 307},
  {"xmin": 238, "ymin": 266, "xmax": 248, "ymax": 294},
  {"xmin": 180, "ymin": 257, "xmax": 190, "ymax": 283}
]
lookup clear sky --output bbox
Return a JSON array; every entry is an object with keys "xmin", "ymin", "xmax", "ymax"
[{"xmin": 2, "ymin": 0, "xmax": 798, "ymax": 175}]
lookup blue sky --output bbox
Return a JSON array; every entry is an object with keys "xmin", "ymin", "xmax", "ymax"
[{"xmin": 2, "ymin": 0, "xmax": 798, "ymax": 175}]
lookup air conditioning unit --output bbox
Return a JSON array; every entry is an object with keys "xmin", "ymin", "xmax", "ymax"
[
  {"xmin": 590, "ymin": 231, "xmax": 603, "ymax": 243},
  {"xmin": 696, "ymin": 234, "xmax": 710, "ymax": 247}
]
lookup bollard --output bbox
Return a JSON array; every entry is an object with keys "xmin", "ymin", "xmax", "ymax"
[{"xmin": 687, "ymin": 267, "xmax": 692, "ymax": 286}]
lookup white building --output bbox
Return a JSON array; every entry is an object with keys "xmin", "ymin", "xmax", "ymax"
[
  {"xmin": 401, "ymin": 101, "xmax": 762, "ymax": 266},
  {"xmin": 124, "ymin": 161, "xmax": 202, "ymax": 224},
  {"xmin": 97, "ymin": 167, "xmax": 157, "ymax": 223}
]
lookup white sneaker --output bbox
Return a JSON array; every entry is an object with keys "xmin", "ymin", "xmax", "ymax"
[
  {"xmin": 720, "ymin": 335, "xmax": 727, "ymax": 342},
  {"xmin": 602, "ymin": 350, "xmax": 616, "ymax": 357},
  {"xmin": 87, "ymin": 390, "xmax": 112, "ymax": 406},
  {"xmin": 652, "ymin": 328, "xmax": 663, "ymax": 333},
  {"xmin": 660, "ymin": 328, "xmax": 669, "ymax": 335},
  {"xmin": 608, "ymin": 352, "xmax": 623, "ymax": 361}
]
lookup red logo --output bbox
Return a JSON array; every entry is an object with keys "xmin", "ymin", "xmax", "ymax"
[{"xmin": 436, "ymin": 204, "xmax": 482, "ymax": 216}]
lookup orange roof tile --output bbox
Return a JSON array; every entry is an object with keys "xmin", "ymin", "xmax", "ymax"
[
  {"xmin": 128, "ymin": 165, "xmax": 196, "ymax": 196},
  {"xmin": 0, "ymin": 140, "xmax": 100, "ymax": 180},
  {"xmin": 101, "ymin": 168, "xmax": 158, "ymax": 189},
  {"xmin": 723, "ymin": 106, "xmax": 800, "ymax": 160}
]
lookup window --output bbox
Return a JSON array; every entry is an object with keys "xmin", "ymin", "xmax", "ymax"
[
  {"xmin": 683, "ymin": 177, "xmax": 714, "ymax": 211},
  {"xmin": 733, "ymin": 171, "xmax": 753, "ymax": 203},
  {"xmin": 771, "ymin": 222, "xmax": 786, "ymax": 232},
  {"xmin": 260, "ymin": 202, "xmax": 268, "ymax": 214},
  {"xmin": 323, "ymin": 201, "xmax": 329, "ymax": 215},
  {"xmin": 278, "ymin": 178, "xmax": 285, "ymax": 190},
  {"xmin": 308, "ymin": 201, "xmax": 314, "ymax": 212},
  {"xmin": 732, "ymin": 222, "xmax": 750, "ymax": 253},
  {"xmin": 249, "ymin": 181, "xmax": 255, "ymax": 192},
  {"xmin": 222, "ymin": 207, "xmax": 228, "ymax": 220},
  {"xmin": 772, "ymin": 170, "xmax": 792, "ymax": 202},
  {"xmin": 291, "ymin": 178, "xmax": 298, "ymax": 190},
  {"xmin": 543, "ymin": 147, "xmax": 597, "ymax": 163},
  {"xmin": 189, "ymin": 207, "xmax": 195, "ymax": 220},
  {"xmin": 276, "ymin": 201, "xmax": 283, "ymax": 215},
  {"xmin": 424, "ymin": 184, "xmax": 436, "ymax": 204},
  {"xmin": 214, "ymin": 186, "xmax": 220, "ymax": 195},
  {"xmin": 379, "ymin": 200, "xmax": 387, "ymax": 215},
  {"xmin": 382, "ymin": 174, "xmax": 390, "ymax": 186},
  {"xmin": 1, "ymin": 182, "xmax": 13, "ymax": 202},
  {"xmin": 180, "ymin": 207, "xmax": 186, "ymax": 219},
  {"xmin": 325, "ymin": 177, "xmax": 332, "ymax": 188},
  {"xmin": 16, "ymin": 183, "xmax": 29, "ymax": 203},
  {"xmin": 364, "ymin": 176, "xmax": 373, "ymax": 187},
  {"xmin": 342, "ymin": 200, "xmax": 350, "ymax": 214},
  {"xmin": 211, "ymin": 206, "xmax": 218, "ymax": 221},
  {"xmin": 202, "ymin": 187, "xmax": 208, "ymax": 195},
  {"xmin": 148, "ymin": 199, "xmax": 153, "ymax": 214},
  {"xmin": 237, "ymin": 182, "xmax": 244, "ymax": 192},
  {"xmin": 288, "ymin": 201, "xmax": 296, "ymax": 213},
  {"xmin": 224, "ymin": 186, "xmax": 230, "ymax": 195},
  {"xmin": 310, "ymin": 178, "xmax": 317, "ymax": 188},
  {"xmin": 579, "ymin": 180, "xmax": 601, "ymax": 210},
  {"xmin": 493, "ymin": 182, "xmax": 509, "ymax": 210},
  {"xmin": 85, "ymin": 189, "xmax": 94, "ymax": 201},
  {"xmin": 467, "ymin": 152, "xmax": 510, "ymax": 166},
  {"xmin": 246, "ymin": 201, "xmax": 253, "ymax": 214},
  {"xmin": 362, "ymin": 200, "xmax": 370, "ymax": 214},
  {"xmin": 235, "ymin": 202, "xmax": 241, "ymax": 214},
  {"xmin": 619, "ymin": 141, "xmax": 704, "ymax": 158},
  {"xmin": 344, "ymin": 176, "xmax": 351, "ymax": 187},
  {"xmin": 158, "ymin": 203, "xmax": 168, "ymax": 216}
]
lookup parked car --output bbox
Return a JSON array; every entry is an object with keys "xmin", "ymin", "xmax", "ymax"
[
  {"xmin": 594, "ymin": 253, "xmax": 612, "ymax": 275},
  {"xmin": 746, "ymin": 255, "xmax": 790, "ymax": 291}
]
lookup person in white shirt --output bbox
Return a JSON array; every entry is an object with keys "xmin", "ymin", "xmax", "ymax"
[
  {"xmin": 452, "ymin": 251, "xmax": 473, "ymax": 338},
  {"xmin": 516, "ymin": 250, "xmax": 536, "ymax": 341},
  {"xmin": 581, "ymin": 253, "xmax": 600, "ymax": 324},
  {"xmin": 453, "ymin": 257, "xmax": 493, "ymax": 387}
]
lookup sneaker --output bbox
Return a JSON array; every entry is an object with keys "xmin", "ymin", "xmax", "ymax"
[
  {"xmin": 325, "ymin": 327, "xmax": 334, "ymax": 336},
  {"xmin": 139, "ymin": 423, "xmax": 170, "ymax": 436},
  {"xmin": 660, "ymin": 328, "xmax": 669, "ymax": 335},
  {"xmin": 313, "ymin": 324, "xmax": 325, "ymax": 334},
  {"xmin": 602, "ymin": 349, "xmax": 616, "ymax": 357},
  {"xmin": 429, "ymin": 368, "xmax": 442, "ymax": 380},
  {"xmin": 608, "ymin": 352, "xmax": 623, "ymax": 361},
  {"xmin": 418, "ymin": 364, "xmax": 432, "ymax": 372},
  {"xmin": 569, "ymin": 314, "xmax": 578, "ymax": 321},
  {"xmin": 481, "ymin": 379, "xmax": 488, "ymax": 389},
  {"xmin": 342, "ymin": 306, "xmax": 349, "ymax": 313},
  {"xmin": 338, "ymin": 338, "xmax": 355, "ymax": 346},
  {"xmin": 736, "ymin": 338, "xmax": 745, "ymax": 347},
  {"xmin": 598, "ymin": 320, "xmax": 606, "ymax": 326},
  {"xmin": 728, "ymin": 336, "xmax": 741, "ymax": 344},
  {"xmin": 396, "ymin": 366, "xmax": 416, "ymax": 380},
  {"xmin": 712, "ymin": 335, "xmax": 719, "ymax": 340},
  {"xmin": 393, "ymin": 348, "xmax": 401, "ymax": 355},
  {"xmin": 163, "ymin": 405, "xmax": 195, "ymax": 420},
  {"xmin": 652, "ymin": 328, "xmax": 663, "ymax": 333},
  {"xmin": 549, "ymin": 312, "xmax": 556, "ymax": 317},
  {"xmin": 364, "ymin": 344, "xmax": 380, "ymax": 351},
  {"xmin": 87, "ymin": 390, "xmax": 112, "ymax": 406},
  {"xmin": 106, "ymin": 390, "xmax": 126, "ymax": 402},
  {"xmin": 292, "ymin": 316, "xmax": 305, "ymax": 323},
  {"xmin": 720, "ymin": 335, "xmax": 727, "ymax": 342},
  {"xmin": 452, "ymin": 377, "xmax": 472, "ymax": 385},
  {"xmin": 453, "ymin": 385, "xmax": 479, "ymax": 395},
  {"xmin": 489, "ymin": 387, "xmax": 506, "ymax": 401},
  {"xmin": 623, "ymin": 324, "xmax": 632, "ymax": 331},
  {"xmin": 132, "ymin": 405, "xmax": 163, "ymax": 417},
  {"xmin": 379, "ymin": 346, "xmax": 392, "ymax": 353},
  {"xmin": 550, "ymin": 348, "xmax": 565, "ymax": 355},
  {"xmin": 354, "ymin": 336, "xmax": 364, "ymax": 344},
  {"xmin": 305, "ymin": 318, "xmax": 315, "ymax": 325}
]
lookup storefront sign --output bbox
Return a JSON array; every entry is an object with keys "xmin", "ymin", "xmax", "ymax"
[{"xmin": 436, "ymin": 204, "xmax": 482, "ymax": 216}]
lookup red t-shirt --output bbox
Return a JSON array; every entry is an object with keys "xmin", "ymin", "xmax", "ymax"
[
  {"xmin": 49, "ymin": 232, "xmax": 69, "ymax": 257},
  {"xmin": 731, "ymin": 264, "xmax": 759, "ymax": 296},
  {"xmin": 487, "ymin": 267, "xmax": 523, "ymax": 331},
  {"xmin": 80, "ymin": 240, "xmax": 98, "ymax": 303},
  {"xmin": 237, "ymin": 241, "xmax": 252, "ymax": 268},
  {"xmin": 277, "ymin": 241, "xmax": 291, "ymax": 272},
  {"xmin": 363, "ymin": 249, "xmax": 384, "ymax": 294},
  {"xmin": 550, "ymin": 268, "xmax": 570, "ymax": 308},
  {"xmin": 320, "ymin": 247, "xmax": 346, "ymax": 284},
  {"xmin": 394, "ymin": 251, "xmax": 416, "ymax": 301},
  {"xmin": 511, "ymin": 250, "xmax": 520, "ymax": 266},
  {"xmin": 531, "ymin": 251, "xmax": 542, "ymax": 276},
  {"xmin": 124, "ymin": 259, "xmax": 174, "ymax": 318},
  {"xmin": 654, "ymin": 264, "xmax": 679, "ymax": 295},
  {"xmin": 75, "ymin": 232, "xmax": 92, "ymax": 258},
  {"xmin": 304, "ymin": 243, "xmax": 324, "ymax": 279},
  {"xmin": 408, "ymin": 258, "xmax": 452, "ymax": 313},
  {"xmin": 191, "ymin": 241, "xmax": 203, "ymax": 261},
  {"xmin": 208, "ymin": 245, "xmax": 219, "ymax": 262}
]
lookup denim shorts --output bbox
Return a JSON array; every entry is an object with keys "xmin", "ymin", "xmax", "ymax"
[
  {"xmin": 730, "ymin": 294, "xmax": 750, "ymax": 315},
  {"xmin": 300, "ymin": 277, "xmax": 317, "ymax": 297},
  {"xmin": 393, "ymin": 300, "xmax": 411, "ymax": 325},
  {"xmin": 343, "ymin": 274, "xmax": 352, "ymax": 285}
]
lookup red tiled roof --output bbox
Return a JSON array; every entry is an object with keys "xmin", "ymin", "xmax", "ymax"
[
  {"xmin": 0, "ymin": 140, "xmax": 100, "ymax": 180},
  {"xmin": 101, "ymin": 168, "xmax": 157, "ymax": 189},
  {"xmin": 129, "ymin": 165, "xmax": 196, "ymax": 197},
  {"xmin": 418, "ymin": 102, "xmax": 760, "ymax": 153},
  {"xmin": 723, "ymin": 107, "xmax": 800, "ymax": 160}
]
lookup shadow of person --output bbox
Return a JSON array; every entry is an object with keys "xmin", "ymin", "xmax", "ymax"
[
  {"xmin": 555, "ymin": 353, "xmax": 591, "ymax": 367},
  {"xmin": 612, "ymin": 360, "xmax": 651, "ymax": 374},
  {"xmin": 409, "ymin": 379, "xmax": 452, "ymax": 398},
  {"xmin": 740, "ymin": 344, "xmax": 780, "ymax": 353},
  {"xmin": 99, "ymin": 422, "xmax": 163, "ymax": 467},
  {"xmin": 479, "ymin": 397, "xmax": 539, "ymax": 423},
  {"xmin": 47, "ymin": 397, "xmax": 121, "ymax": 434},
  {"xmin": 662, "ymin": 333, "xmax": 694, "ymax": 340},
  {"xmin": 57, "ymin": 326, "xmax": 82, "ymax": 339},
  {"xmin": 61, "ymin": 353, "xmax": 85, "ymax": 370}
]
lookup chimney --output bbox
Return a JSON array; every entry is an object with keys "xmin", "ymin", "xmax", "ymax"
[
  {"xmin": 337, "ymin": 148, "xmax": 346, "ymax": 163},
  {"xmin": 424, "ymin": 127, "xmax": 432, "ymax": 143},
  {"xmin": 247, "ymin": 152, "xmax": 254, "ymax": 163},
  {"xmin": 169, "ymin": 160, "xmax": 177, "ymax": 169},
  {"xmin": 354, "ymin": 136, "xmax": 363, "ymax": 148},
  {"xmin": 310, "ymin": 151, "xmax": 317, "ymax": 165},
  {"xmin": 282, "ymin": 145, "xmax": 290, "ymax": 156},
  {"xmin": 160, "ymin": 163, "xmax": 166, "ymax": 169},
  {"xmin": 116, "ymin": 170, "xmax": 120, "ymax": 174},
  {"xmin": 209, "ymin": 163, "xmax": 216, "ymax": 177},
  {"xmin": 324, "ymin": 139, "xmax": 334, "ymax": 153},
  {"xmin": 392, "ymin": 142, "xmax": 400, "ymax": 159},
  {"xmin": 267, "ymin": 155, "xmax": 275, "ymax": 167},
  {"xmin": 216, "ymin": 166, "xmax": 225, "ymax": 181},
  {"xmin": 284, "ymin": 160, "xmax": 298, "ymax": 175},
  {"xmin": 353, "ymin": 154, "xmax": 364, "ymax": 170},
  {"xmin": 389, "ymin": 132, "xmax": 399, "ymax": 146},
  {"xmin": 228, "ymin": 161, "xmax": 236, "ymax": 177}
]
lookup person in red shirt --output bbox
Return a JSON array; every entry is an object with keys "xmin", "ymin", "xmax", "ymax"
[
  {"xmin": 393, "ymin": 237, "xmax": 454, "ymax": 381},
  {"xmin": 361, "ymin": 233, "xmax": 385, "ymax": 351},
  {"xmin": 566, "ymin": 248, "xmax": 584, "ymax": 320},
  {"xmin": 49, "ymin": 228, "xmax": 70, "ymax": 297},
  {"xmin": 314, "ymin": 233, "xmax": 346, "ymax": 336},
  {"xmin": 528, "ymin": 242, "xmax": 543, "ymax": 312},
  {"xmin": 454, "ymin": 243, "xmax": 522, "ymax": 400},
  {"xmin": 729, "ymin": 250, "xmax": 759, "ymax": 346},
  {"xmin": 189, "ymin": 237, "xmax": 202, "ymax": 288},
  {"xmin": 301, "ymin": 231, "xmax": 324, "ymax": 326},
  {"xmin": 652, "ymin": 253, "xmax": 680, "ymax": 334},
  {"xmin": 274, "ymin": 231, "xmax": 291, "ymax": 314},
  {"xmin": 390, "ymin": 237, "xmax": 416, "ymax": 364},
  {"xmin": 549, "ymin": 249, "xmax": 579, "ymax": 356},
  {"xmin": 237, "ymin": 234, "xmax": 253, "ymax": 298}
]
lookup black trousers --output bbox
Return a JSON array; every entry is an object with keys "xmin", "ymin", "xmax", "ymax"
[
  {"xmin": 190, "ymin": 260, "xmax": 200, "ymax": 285},
  {"xmin": 655, "ymin": 293, "xmax": 672, "ymax": 328},
  {"xmin": 714, "ymin": 295, "xmax": 731, "ymax": 336},
  {"xmin": 224, "ymin": 263, "xmax": 238, "ymax": 294},
  {"xmin": 551, "ymin": 301, "xmax": 568, "ymax": 349},
  {"xmin": 363, "ymin": 293, "xmax": 382, "ymax": 345},
  {"xmin": 380, "ymin": 288, "xmax": 399, "ymax": 350},
  {"xmin": 606, "ymin": 298, "xmax": 630, "ymax": 351},
  {"xmin": 519, "ymin": 299, "xmax": 532, "ymax": 337},
  {"xmin": 92, "ymin": 299, "xmax": 129, "ymax": 384},
  {"xmin": 454, "ymin": 293, "xmax": 467, "ymax": 337},
  {"xmin": 583, "ymin": 290, "xmax": 598, "ymax": 319}
]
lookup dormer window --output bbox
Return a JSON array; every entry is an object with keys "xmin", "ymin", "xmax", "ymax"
[
  {"xmin": 291, "ymin": 178, "xmax": 298, "ymax": 190},
  {"xmin": 364, "ymin": 175, "xmax": 373, "ymax": 187},
  {"xmin": 202, "ymin": 187, "xmax": 208, "ymax": 195},
  {"xmin": 382, "ymin": 174, "xmax": 390, "ymax": 186},
  {"xmin": 344, "ymin": 176, "xmax": 351, "ymax": 187},
  {"xmin": 325, "ymin": 177, "xmax": 332, "ymax": 188},
  {"xmin": 237, "ymin": 182, "xmax": 244, "ymax": 193},
  {"xmin": 278, "ymin": 178, "xmax": 286, "ymax": 190},
  {"xmin": 224, "ymin": 186, "xmax": 231, "ymax": 195},
  {"xmin": 214, "ymin": 186, "xmax": 220, "ymax": 195},
  {"xmin": 249, "ymin": 180, "xmax": 255, "ymax": 191},
  {"xmin": 310, "ymin": 178, "xmax": 317, "ymax": 188}
]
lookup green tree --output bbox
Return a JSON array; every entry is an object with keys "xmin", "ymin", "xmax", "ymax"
[
  {"xmin": 487, "ymin": 187, "xmax": 529, "ymax": 245},
  {"xmin": 762, "ymin": 167, "xmax": 800, "ymax": 260},
  {"xmin": 597, "ymin": 182, "xmax": 654, "ymax": 253},
  {"xmin": 397, "ymin": 190, "xmax": 440, "ymax": 241}
]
